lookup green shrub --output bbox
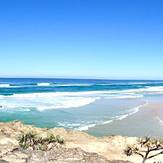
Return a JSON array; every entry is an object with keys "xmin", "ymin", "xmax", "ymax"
[
  {"xmin": 18, "ymin": 132, "xmax": 64, "ymax": 150},
  {"xmin": 18, "ymin": 132, "xmax": 36, "ymax": 149}
]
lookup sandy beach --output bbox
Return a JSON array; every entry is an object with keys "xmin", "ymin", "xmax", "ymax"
[{"xmin": 87, "ymin": 95, "xmax": 163, "ymax": 137}]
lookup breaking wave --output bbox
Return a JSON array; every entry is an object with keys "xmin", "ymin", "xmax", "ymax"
[
  {"xmin": 37, "ymin": 83, "xmax": 51, "ymax": 86},
  {"xmin": 0, "ymin": 92, "xmax": 100, "ymax": 111},
  {"xmin": 0, "ymin": 85, "xmax": 159, "ymax": 112},
  {"xmin": 57, "ymin": 101, "xmax": 148, "ymax": 131},
  {"xmin": 0, "ymin": 84, "xmax": 11, "ymax": 88}
]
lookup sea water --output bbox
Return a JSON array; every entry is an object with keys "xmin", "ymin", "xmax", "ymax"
[{"xmin": 0, "ymin": 78, "xmax": 163, "ymax": 135}]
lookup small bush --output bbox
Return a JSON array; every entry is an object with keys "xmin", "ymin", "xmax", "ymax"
[
  {"xmin": 18, "ymin": 132, "xmax": 64, "ymax": 150},
  {"xmin": 55, "ymin": 135, "xmax": 65, "ymax": 144},
  {"xmin": 18, "ymin": 132, "xmax": 36, "ymax": 149}
]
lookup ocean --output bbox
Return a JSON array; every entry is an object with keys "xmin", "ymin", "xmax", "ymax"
[{"xmin": 0, "ymin": 78, "xmax": 163, "ymax": 136}]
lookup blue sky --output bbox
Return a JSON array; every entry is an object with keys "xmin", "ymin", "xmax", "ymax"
[{"xmin": 0, "ymin": 0, "xmax": 163, "ymax": 79}]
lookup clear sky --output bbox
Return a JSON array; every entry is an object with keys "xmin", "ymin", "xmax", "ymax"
[{"xmin": 0, "ymin": 0, "xmax": 163, "ymax": 79}]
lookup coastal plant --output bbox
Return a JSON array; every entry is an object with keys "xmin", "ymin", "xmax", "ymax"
[
  {"xmin": 18, "ymin": 132, "xmax": 64, "ymax": 150},
  {"xmin": 18, "ymin": 132, "xmax": 36, "ymax": 149},
  {"xmin": 124, "ymin": 137, "xmax": 163, "ymax": 163},
  {"xmin": 55, "ymin": 135, "xmax": 65, "ymax": 144}
]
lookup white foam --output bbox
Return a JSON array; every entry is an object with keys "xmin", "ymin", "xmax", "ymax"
[
  {"xmin": 0, "ymin": 89, "xmax": 146, "ymax": 112},
  {"xmin": 57, "ymin": 121, "xmax": 97, "ymax": 131},
  {"xmin": 71, "ymin": 102, "xmax": 146, "ymax": 131},
  {"xmin": 155, "ymin": 116, "xmax": 163, "ymax": 125},
  {"xmin": 94, "ymin": 101, "xmax": 148, "ymax": 127},
  {"xmin": 117, "ymin": 86, "xmax": 163, "ymax": 95},
  {"xmin": 145, "ymin": 86, "xmax": 163, "ymax": 92},
  {"xmin": 37, "ymin": 83, "xmax": 92, "ymax": 87},
  {"xmin": 53, "ymin": 83, "xmax": 93, "ymax": 87},
  {"xmin": 77, "ymin": 123, "xmax": 97, "ymax": 131},
  {"xmin": 1, "ymin": 84, "xmax": 162, "ymax": 112},
  {"xmin": 0, "ymin": 105, "xmax": 31, "ymax": 112},
  {"xmin": 0, "ymin": 84, "xmax": 10, "ymax": 88},
  {"xmin": 0, "ymin": 92, "xmax": 100, "ymax": 111},
  {"xmin": 58, "ymin": 122, "xmax": 81, "ymax": 128},
  {"xmin": 0, "ymin": 90, "xmax": 143, "ymax": 109},
  {"xmin": 61, "ymin": 101, "xmax": 148, "ymax": 131},
  {"xmin": 101, "ymin": 120, "xmax": 113, "ymax": 125},
  {"xmin": 116, "ymin": 101, "xmax": 148, "ymax": 121},
  {"xmin": 0, "ymin": 84, "xmax": 27, "ymax": 88},
  {"xmin": 37, "ymin": 83, "xmax": 51, "ymax": 86},
  {"xmin": 53, "ymin": 100, "xmax": 148, "ymax": 131},
  {"xmin": 105, "ymin": 94, "xmax": 144, "ymax": 99},
  {"xmin": 36, "ymin": 97, "xmax": 98, "ymax": 111}
]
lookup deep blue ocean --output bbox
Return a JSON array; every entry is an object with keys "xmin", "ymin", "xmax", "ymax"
[
  {"xmin": 0, "ymin": 78, "xmax": 163, "ymax": 95},
  {"xmin": 0, "ymin": 78, "xmax": 163, "ymax": 135}
]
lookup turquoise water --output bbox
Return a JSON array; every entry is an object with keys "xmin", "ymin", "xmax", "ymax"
[{"xmin": 0, "ymin": 78, "xmax": 163, "ymax": 133}]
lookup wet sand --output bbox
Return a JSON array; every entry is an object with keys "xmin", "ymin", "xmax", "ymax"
[{"xmin": 87, "ymin": 96, "xmax": 163, "ymax": 137}]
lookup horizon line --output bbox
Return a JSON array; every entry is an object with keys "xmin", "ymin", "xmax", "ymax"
[{"xmin": 0, "ymin": 76, "xmax": 163, "ymax": 81}]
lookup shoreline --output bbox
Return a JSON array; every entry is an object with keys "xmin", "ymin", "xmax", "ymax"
[
  {"xmin": 87, "ymin": 97, "xmax": 163, "ymax": 137},
  {"xmin": 0, "ymin": 95, "xmax": 163, "ymax": 138},
  {"xmin": 77, "ymin": 100, "xmax": 148, "ymax": 132}
]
